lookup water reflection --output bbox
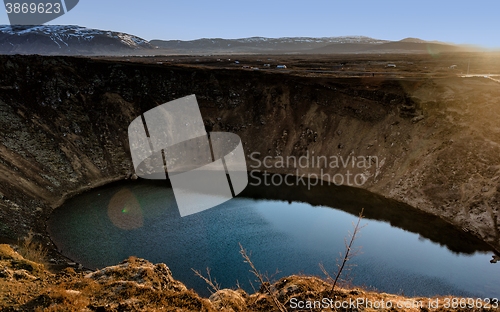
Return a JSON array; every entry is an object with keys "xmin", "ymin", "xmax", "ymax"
[{"xmin": 241, "ymin": 175, "xmax": 492, "ymax": 255}]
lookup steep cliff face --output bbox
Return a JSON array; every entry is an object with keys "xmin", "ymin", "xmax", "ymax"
[{"xmin": 0, "ymin": 55, "xmax": 499, "ymax": 252}]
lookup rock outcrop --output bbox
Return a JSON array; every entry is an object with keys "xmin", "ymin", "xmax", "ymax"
[{"xmin": 0, "ymin": 244, "xmax": 489, "ymax": 311}]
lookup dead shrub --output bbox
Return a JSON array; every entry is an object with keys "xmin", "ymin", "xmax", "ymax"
[{"xmin": 17, "ymin": 230, "xmax": 48, "ymax": 267}]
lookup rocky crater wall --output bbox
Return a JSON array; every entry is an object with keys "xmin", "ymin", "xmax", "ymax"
[{"xmin": 0, "ymin": 56, "xmax": 498, "ymax": 252}]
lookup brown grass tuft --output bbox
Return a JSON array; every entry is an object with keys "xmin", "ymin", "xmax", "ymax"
[{"xmin": 16, "ymin": 231, "xmax": 48, "ymax": 268}]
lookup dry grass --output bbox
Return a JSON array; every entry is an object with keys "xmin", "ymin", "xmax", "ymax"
[
  {"xmin": 16, "ymin": 231, "xmax": 48, "ymax": 268},
  {"xmin": 320, "ymin": 208, "xmax": 366, "ymax": 296},
  {"xmin": 33, "ymin": 287, "xmax": 90, "ymax": 312},
  {"xmin": 192, "ymin": 267, "xmax": 221, "ymax": 294},
  {"xmin": 239, "ymin": 243, "xmax": 287, "ymax": 312}
]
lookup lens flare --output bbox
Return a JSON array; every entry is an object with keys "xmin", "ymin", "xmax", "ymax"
[
  {"xmin": 107, "ymin": 188, "xmax": 144, "ymax": 230},
  {"xmin": 426, "ymin": 44, "xmax": 441, "ymax": 58}
]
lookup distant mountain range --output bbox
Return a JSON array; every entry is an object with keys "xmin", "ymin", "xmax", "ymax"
[
  {"xmin": 150, "ymin": 36, "xmax": 390, "ymax": 53},
  {"xmin": 151, "ymin": 36, "xmax": 475, "ymax": 54},
  {"xmin": 0, "ymin": 25, "xmax": 483, "ymax": 55}
]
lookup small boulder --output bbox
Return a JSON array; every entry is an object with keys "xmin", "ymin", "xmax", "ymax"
[
  {"xmin": 13, "ymin": 269, "xmax": 37, "ymax": 280},
  {"xmin": 412, "ymin": 115, "xmax": 425, "ymax": 123},
  {"xmin": 209, "ymin": 289, "xmax": 247, "ymax": 311},
  {"xmin": 490, "ymin": 255, "xmax": 500, "ymax": 263},
  {"xmin": 85, "ymin": 257, "xmax": 187, "ymax": 292}
]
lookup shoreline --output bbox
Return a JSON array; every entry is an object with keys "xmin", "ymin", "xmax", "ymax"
[
  {"xmin": 38, "ymin": 170, "xmax": 500, "ymax": 264},
  {"xmin": 39, "ymin": 172, "xmax": 500, "ymax": 298}
]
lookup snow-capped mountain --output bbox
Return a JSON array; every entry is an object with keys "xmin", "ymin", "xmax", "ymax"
[
  {"xmin": 248, "ymin": 36, "xmax": 387, "ymax": 43},
  {"xmin": 0, "ymin": 25, "xmax": 153, "ymax": 55}
]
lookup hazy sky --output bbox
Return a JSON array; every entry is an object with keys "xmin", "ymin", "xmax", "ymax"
[{"xmin": 1, "ymin": 0, "xmax": 499, "ymax": 47}]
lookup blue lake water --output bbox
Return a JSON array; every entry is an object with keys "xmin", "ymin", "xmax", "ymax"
[{"xmin": 47, "ymin": 179, "xmax": 499, "ymax": 297}]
